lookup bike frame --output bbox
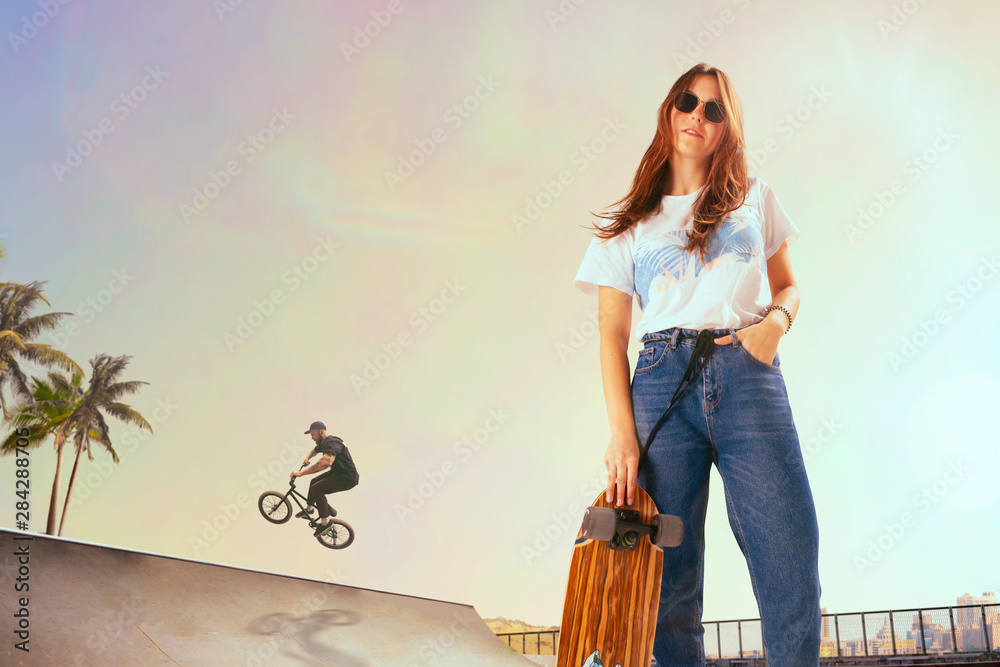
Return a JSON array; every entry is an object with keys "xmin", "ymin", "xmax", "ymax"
[{"xmin": 282, "ymin": 478, "xmax": 314, "ymax": 516}]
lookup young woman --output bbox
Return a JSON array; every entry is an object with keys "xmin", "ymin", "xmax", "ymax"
[{"xmin": 574, "ymin": 63, "xmax": 821, "ymax": 666}]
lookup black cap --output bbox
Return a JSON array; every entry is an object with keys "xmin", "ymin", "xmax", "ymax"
[{"xmin": 304, "ymin": 421, "xmax": 326, "ymax": 434}]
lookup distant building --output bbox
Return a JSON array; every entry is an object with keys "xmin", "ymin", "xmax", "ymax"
[
  {"xmin": 867, "ymin": 616, "xmax": 917, "ymax": 655},
  {"xmin": 905, "ymin": 612, "xmax": 951, "ymax": 652},
  {"xmin": 955, "ymin": 591, "xmax": 997, "ymax": 652}
]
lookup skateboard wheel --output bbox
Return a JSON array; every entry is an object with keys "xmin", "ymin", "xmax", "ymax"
[
  {"xmin": 581, "ymin": 507, "xmax": 617, "ymax": 541},
  {"xmin": 652, "ymin": 513, "xmax": 684, "ymax": 548}
]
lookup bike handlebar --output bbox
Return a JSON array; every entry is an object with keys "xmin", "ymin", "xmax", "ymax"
[{"xmin": 289, "ymin": 464, "xmax": 308, "ymax": 489}]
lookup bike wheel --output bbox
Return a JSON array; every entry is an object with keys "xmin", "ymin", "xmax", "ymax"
[
  {"xmin": 315, "ymin": 519, "xmax": 355, "ymax": 549},
  {"xmin": 258, "ymin": 492, "xmax": 292, "ymax": 524}
]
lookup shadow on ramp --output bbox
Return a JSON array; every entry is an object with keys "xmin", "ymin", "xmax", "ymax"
[{"xmin": 0, "ymin": 528, "xmax": 534, "ymax": 666}]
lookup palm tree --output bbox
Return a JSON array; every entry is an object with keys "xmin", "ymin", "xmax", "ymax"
[
  {"xmin": 0, "ymin": 281, "xmax": 82, "ymax": 419},
  {"xmin": 0, "ymin": 371, "xmax": 85, "ymax": 534},
  {"xmin": 58, "ymin": 353, "xmax": 151, "ymax": 536}
]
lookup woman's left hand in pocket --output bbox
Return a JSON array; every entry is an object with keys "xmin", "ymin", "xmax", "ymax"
[{"xmin": 714, "ymin": 320, "xmax": 781, "ymax": 365}]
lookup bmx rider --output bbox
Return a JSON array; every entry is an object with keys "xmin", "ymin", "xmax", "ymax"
[{"xmin": 291, "ymin": 420, "xmax": 360, "ymax": 535}]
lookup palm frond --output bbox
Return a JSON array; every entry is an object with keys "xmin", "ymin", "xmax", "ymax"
[
  {"xmin": 20, "ymin": 344, "xmax": 83, "ymax": 375},
  {"xmin": 15, "ymin": 312, "xmax": 74, "ymax": 341},
  {"xmin": 105, "ymin": 380, "xmax": 150, "ymax": 401},
  {"xmin": 103, "ymin": 402, "xmax": 153, "ymax": 432}
]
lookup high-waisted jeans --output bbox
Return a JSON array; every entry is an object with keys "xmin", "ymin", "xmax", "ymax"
[{"xmin": 632, "ymin": 325, "xmax": 821, "ymax": 667}]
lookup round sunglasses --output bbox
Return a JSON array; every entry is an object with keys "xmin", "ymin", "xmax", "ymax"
[{"xmin": 673, "ymin": 90, "xmax": 726, "ymax": 124}]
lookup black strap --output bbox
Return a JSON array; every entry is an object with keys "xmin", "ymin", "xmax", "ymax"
[{"xmin": 637, "ymin": 329, "xmax": 718, "ymax": 469}]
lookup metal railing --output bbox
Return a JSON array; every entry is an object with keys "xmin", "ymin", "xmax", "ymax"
[
  {"xmin": 495, "ymin": 603, "xmax": 999, "ymax": 662},
  {"xmin": 496, "ymin": 629, "xmax": 558, "ymax": 655}
]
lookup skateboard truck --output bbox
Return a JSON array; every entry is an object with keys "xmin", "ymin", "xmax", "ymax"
[{"xmin": 581, "ymin": 506, "xmax": 683, "ymax": 551}]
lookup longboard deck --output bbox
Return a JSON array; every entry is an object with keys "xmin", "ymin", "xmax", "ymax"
[{"xmin": 556, "ymin": 487, "xmax": 664, "ymax": 667}]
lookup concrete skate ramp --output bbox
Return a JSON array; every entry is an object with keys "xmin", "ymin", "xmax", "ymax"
[{"xmin": 0, "ymin": 529, "xmax": 534, "ymax": 666}]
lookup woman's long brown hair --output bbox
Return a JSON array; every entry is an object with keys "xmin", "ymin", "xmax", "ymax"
[{"xmin": 589, "ymin": 63, "xmax": 749, "ymax": 264}]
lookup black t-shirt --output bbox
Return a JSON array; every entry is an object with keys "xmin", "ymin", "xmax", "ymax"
[{"xmin": 315, "ymin": 435, "xmax": 359, "ymax": 482}]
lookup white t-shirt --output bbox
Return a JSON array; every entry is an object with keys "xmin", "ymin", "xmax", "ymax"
[{"xmin": 574, "ymin": 176, "xmax": 800, "ymax": 342}]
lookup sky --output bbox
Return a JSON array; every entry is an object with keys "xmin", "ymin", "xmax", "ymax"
[{"xmin": 0, "ymin": 0, "xmax": 997, "ymax": 630}]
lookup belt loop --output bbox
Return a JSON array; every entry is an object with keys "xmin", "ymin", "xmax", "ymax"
[
  {"xmin": 730, "ymin": 326, "xmax": 739, "ymax": 347},
  {"xmin": 669, "ymin": 328, "xmax": 680, "ymax": 349}
]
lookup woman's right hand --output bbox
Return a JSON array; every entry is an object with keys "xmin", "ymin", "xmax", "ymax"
[{"xmin": 604, "ymin": 431, "xmax": 640, "ymax": 507}]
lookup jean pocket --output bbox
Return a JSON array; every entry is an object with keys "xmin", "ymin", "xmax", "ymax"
[
  {"xmin": 634, "ymin": 342, "xmax": 670, "ymax": 375},
  {"xmin": 737, "ymin": 344, "xmax": 781, "ymax": 372}
]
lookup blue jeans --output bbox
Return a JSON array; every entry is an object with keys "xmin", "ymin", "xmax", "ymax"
[{"xmin": 632, "ymin": 326, "xmax": 821, "ymax": 667}]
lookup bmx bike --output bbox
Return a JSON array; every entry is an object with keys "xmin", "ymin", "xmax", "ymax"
[{"xmin": 257, "ymin": 469, "xmax": 355, "ymax": 550}]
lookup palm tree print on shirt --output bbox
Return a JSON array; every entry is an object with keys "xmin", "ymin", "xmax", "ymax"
[{"xmin": 633, "ymin": 209, "xmax": 763, "ymax": 310}]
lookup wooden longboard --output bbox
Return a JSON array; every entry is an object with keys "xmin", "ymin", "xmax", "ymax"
[{"xmin": 556, "ymin": 487, "xmax": 669, "ymax": 667}]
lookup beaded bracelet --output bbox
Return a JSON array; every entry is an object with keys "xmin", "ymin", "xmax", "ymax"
[{"xmin": 765, "ymin": 304, "xmax": 793, "ymax": 334}]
